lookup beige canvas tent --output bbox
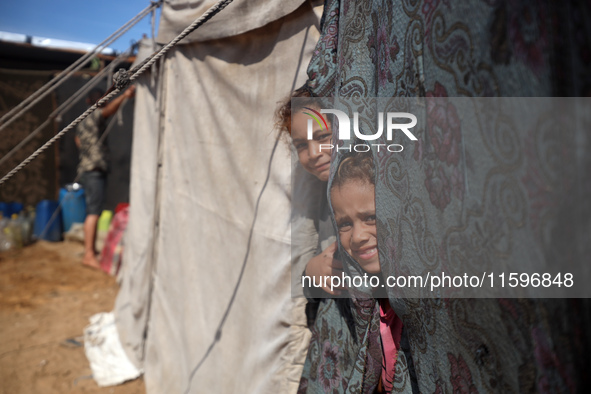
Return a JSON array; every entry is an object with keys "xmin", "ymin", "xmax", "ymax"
[{"xmin": 114, "ymin": 1, "xmax": 321, "ymax": 393}]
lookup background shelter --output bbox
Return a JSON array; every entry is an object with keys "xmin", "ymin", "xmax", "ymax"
[
  {"xmin": 0, "ymin": 39, "xmax": 134, "ymax": 211},
  {"xmin": 114, "ymin": 1, "xmax": 321, "ymax": 392},
  {"xmin": 0, "ymin": 66, "xmax": 55, "ymax": 205}
]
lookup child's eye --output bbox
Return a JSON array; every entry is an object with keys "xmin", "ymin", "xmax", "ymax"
[
  {"xmin": 337, "ymin": 221, "xmax": 352, "ymax": 232},
  {"xmin": 316, "ymin": 133, "xmax": 331, "ymax": 142},
  {"xmin": 294, "ymin": 142, "xmax": 307, "ymax": 151}
]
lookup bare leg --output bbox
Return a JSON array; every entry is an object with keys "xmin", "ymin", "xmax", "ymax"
[{"xmin": 83, "ymin": 214, "xmax": 101, "ymax": 269}]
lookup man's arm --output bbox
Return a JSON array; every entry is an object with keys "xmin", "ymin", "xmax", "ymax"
[{"xmin": 100, "ymin": 85, "xmax": 136, "ymax": 119}]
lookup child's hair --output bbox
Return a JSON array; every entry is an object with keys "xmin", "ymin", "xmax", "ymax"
[
  {"xmin": 275, "ymin": 85, "xmax": 324, "ymax": 136},
  {"xmin": 331, "ymin": 152, "xmax": 375, "ymax": 189}
]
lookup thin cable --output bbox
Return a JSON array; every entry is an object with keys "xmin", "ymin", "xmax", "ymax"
[
  {"xmin": 1, "ymin": 0, "xmax": 232, "ymax": 184},
  {"xmin": 0, "ymin": 0, "xmax": 234, "ymax": 186},
  {"xmin": 0, "ymin": 2, "xmax": 160, "ymax": 133},
  {"xmin": 0, "ymin": 89, "xmax": 120, "ymax": 186},
  {"xmin": 0, "ymin": 2, "xmax": 156, "ymax": 128},
  {"xmin": 0, "ymin": 21, "xmax": 135, "ymax": 135},
  {"xmin": 0, "ymin": 45, "xmax": 134, "ymax": 168},
  {"xmin": 151, "ymin": 3, "xmax": 157, "ymax": 41}
]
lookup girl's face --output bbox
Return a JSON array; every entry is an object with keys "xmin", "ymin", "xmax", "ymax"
[
  {"xmin": 290, "ymin": 110, "xmax": 332, "ymax": 182},
  {"xmin": 331, "ymin": 179, "xmax": 380, "ymax": 274}
]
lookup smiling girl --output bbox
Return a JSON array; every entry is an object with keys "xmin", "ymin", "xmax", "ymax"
[
  {"xmin": 277, "ymin": 87, "xmax": 345, "ymax": 300},
  {"xmin": 329, "ymin": 152, "xmax": 403, "ymax": 393},
  {"xmin": 331, "ymin": 155, "xmax": 380, "ymax": 274}
]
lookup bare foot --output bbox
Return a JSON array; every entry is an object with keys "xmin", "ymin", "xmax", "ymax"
[{"xmin": 82, "ymin": 252, "xmax": 101, "ymax": 270}]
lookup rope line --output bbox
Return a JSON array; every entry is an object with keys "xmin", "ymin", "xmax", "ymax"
[
  {"xmin": 0, "ymin": 2, "xmax": 157, "ymax": 129},
  {"xmin": 0, "ymin": 44, "xmax": 135, "ymax": 168},
  {"xmin": 0, "ymin": 1, "xmax": 160, "ymax": 133},
  {"xmin": 123, "ymin": 0, "xmax": 235, "ymax": 88},
  {"xmin": 0, "ymin": 0, "xmax": 234, "ymax": 186},
  {"xmin": 0, "ymin": 89, "xmax": 120, "ymax": 186}
]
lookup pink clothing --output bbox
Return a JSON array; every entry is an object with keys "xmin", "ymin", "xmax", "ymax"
[
  {"xmin": 379, "ymin": 300, "xmax": 403, "ymax": 393},
  {"xmin": 99, "ymin": 206, "xmax": 129, "ymax": 276}
]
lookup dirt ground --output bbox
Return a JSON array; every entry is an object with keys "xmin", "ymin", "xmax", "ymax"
[{"xmin": 0, "ymin": 241, "xmax": 145, "ymax": 394}]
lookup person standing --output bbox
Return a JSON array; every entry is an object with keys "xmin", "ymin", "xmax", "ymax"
[{"xmin": 75, "ymin": 85, "xmax": 135, "ymax": 269}]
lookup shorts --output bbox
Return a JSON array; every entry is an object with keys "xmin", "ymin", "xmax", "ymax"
[{"xmin": 80, "ymin": 171, "xmax": 106, "ymax": 216}]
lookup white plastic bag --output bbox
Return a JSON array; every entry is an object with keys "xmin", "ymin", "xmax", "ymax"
[{"xmin": 84, "ymin": 312, "xmax": 143, "ymax": 386}]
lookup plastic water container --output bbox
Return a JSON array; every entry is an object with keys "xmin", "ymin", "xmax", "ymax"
[
  {"xmin": 95, "ymin": 210, "xmax": 113, "ymax": 252},
  {"xmin": 59, "ymin": 183, "xmax": 87, "ymax": 232},
  {"xmin": 9, "ymin": 202, "xmax": 23, "ymax": 216},
  {"xmin": 0, "ymin": 202, "xmax": 8, "ymax": 217},
  {"xmin": 33, "ymin": 200, "xmax": 63, "ymax": 242}
]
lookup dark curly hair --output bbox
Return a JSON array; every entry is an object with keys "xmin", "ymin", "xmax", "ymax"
[
  {"xmin": 331, "ymin": 152, "xmax": 375, "ymax": 189},
  {"xmin": 275, "ymin": 85, "xmax": 326, "ymax": 136}
]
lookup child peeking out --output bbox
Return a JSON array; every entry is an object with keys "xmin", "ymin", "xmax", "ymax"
[
  {"xmin": 330, "ymin": 152, "xmax": 403, "ymax": 393},
  {"xmin": 276, "ymin": 87, "xmax": 345, "ymax": 300}
]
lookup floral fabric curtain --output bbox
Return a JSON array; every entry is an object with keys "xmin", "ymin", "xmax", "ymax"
[{"xmin": 305, "ymin": 0, "xmax": 591, "ymax": 392}]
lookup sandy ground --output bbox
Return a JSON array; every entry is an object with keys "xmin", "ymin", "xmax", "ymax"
[{"xmin": 0, "ymin": 241, "xmax": 145, "ymax": 394}]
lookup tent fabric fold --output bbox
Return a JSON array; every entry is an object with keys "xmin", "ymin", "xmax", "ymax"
[{"xmin": 156, "ymin": 0, "xmax": 312, "ymax": 43}]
